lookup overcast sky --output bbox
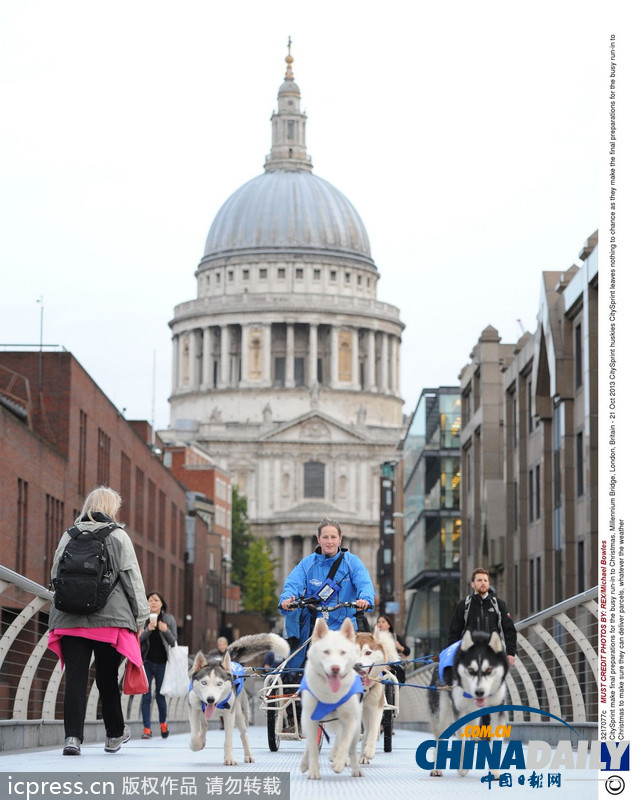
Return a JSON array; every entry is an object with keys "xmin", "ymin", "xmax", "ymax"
[{"xmin": 0, "ymin": 2, "xmax": 635, "ymax": 427}]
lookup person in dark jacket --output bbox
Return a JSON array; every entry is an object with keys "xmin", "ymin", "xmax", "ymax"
[
  {"xmin": 139, "ymin": 591, "xmax": 177, "ymax": 739},
  {"xmin": 48, "ymin": 486, "xmax": 149, "ymax": 756},
  {"xmin": 446, "ymin": 567, "xmax": 517, "ymax": 665}
]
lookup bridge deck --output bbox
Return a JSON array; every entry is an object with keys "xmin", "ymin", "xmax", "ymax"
[{"xmin": 0, "ymin": 725, "xmax": 599, "ymax": 799}]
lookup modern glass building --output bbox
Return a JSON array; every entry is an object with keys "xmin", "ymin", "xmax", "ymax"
[{"xmin": 401, "ymin": 387, "xmax": 462, "ymax": 658}]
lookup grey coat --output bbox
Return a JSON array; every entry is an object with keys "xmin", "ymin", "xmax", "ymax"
[{"xmin": 48, "ymin": 519, "xmax": 150, "ymax": 631}]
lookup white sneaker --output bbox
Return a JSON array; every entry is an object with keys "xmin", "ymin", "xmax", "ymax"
[{"xmin": 104, "ymin": 724, "xmax": 131, "ymax": 753}]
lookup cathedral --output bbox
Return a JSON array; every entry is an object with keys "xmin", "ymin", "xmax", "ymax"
[{"xmin": 161, "ymin": 48, "xmax": 405, "ymax": 586}]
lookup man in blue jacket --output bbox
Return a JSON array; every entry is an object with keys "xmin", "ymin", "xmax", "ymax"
[{"xmin": 279, "ymin": 518, "xmax": 375, "ymax": 667}]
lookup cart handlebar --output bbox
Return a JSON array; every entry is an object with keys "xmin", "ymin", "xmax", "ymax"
[{"xmin": 279, "ymin": 598, "xmax": 373, "ymax": 613}]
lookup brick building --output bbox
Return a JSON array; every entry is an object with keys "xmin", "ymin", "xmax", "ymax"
[{"xmin": 0, "ymin": 349, "xmax": 222, "ymax": 653}]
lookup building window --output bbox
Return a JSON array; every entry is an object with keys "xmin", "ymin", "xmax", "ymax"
[
  {"xmin": 295, "ymin": 268, "xmax": 303, "ymax": 280},
  {"xmin": 135, "ymin": 467, "xmax": 145, "ymax": 533},
  {"xmin": 330, "ymin": 270, "xmax": 337, "ymax": 282},
  {"xmin": 313, "ymin": 269, "xmax": 321, "ymax": 280},
  {"xmin": 575, "ymin": 322, "xmax": 583, "ymax": 389},
  {"xmin": 259, "ymin": 268, "xmax": 267, "ymax": 279},
  {"xmin": 278, "ymin": 268, "xmax": 286, "ymax": 279},
  {"xmin": 529, "ymin": 559, "xmax": 534, "ymax": 613},
  {"xmin": 576, "ymin": 431, "xmax": 584, "ymax": 497},
  {"xmin": 120, "ymin": 452, "xmax": 131, "ymax": 527},
  {"xmin": 345, "ymin": 272, "xmax": 351, "ymax": 283},
  {"xmin": 528, "ymin": 469, "xmax": 534, "ymax": 522},
  {"xmin": 78, "ymin": 410, "xmax": 87, "ymax": 496},
  {"xmin": 513, "ymin": 564, "xmax": 519, "ymax": 616},
  {"xmin": 16, "ymin": 478, "xmax": 28, "ymax": 574},
  {"xmin": 304, "ymin": 461, "xmax": 325, "ymax": 498},
  {"xmin": 357, "ymin": 274, "xmax": 362, "ymax": 285},
  {"xmin": 536, "ymin": 556, "xmax": 542, "ymax": 611},
  {"xmin": 45, "ymin": 494, "xmax": 64, "ymax": 585},
  {"xmin": 158, "ymin": 491, "xmax": 166, "ymax": 548},
  {"xmin": 512, "ymin": 481, "xmax": 518, "ymax": 532},
  {"xmin": 147, "ymin": 480, "xmax": 156, "ymax": 541},
  {"xmin": 535, "ymin": 464, "xmax": 541, "ymax": 519},
  {"xmin": 274, "ymin": 357, "xmax": 285, "ymax": 387},
  {"xmin": 97, "ymin": 428, "xmax": 111, "ymax": 485},
  {"xmin": 294, "ymin": 357, "xmax": 305, "ymax": 386},
  {"xmin": 527, "ymin": 379, "xmax": 533, "ymax": 434},
  {"xmin": 242, "ymin": 269, "xmax": 249, "ymax": 280},
  {"xmin": 215, "ymin": 271, "xmax": 221, "ymax": 284},
  {"xmin": 577, "ymin": 541, "xmax": 585, "ymax": 593}
]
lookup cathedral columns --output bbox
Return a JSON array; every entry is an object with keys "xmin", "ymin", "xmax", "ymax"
[
  {"xmin": 380, "ymin": 332, "xmax": 389, "ymax": 393},
  {"xmin": 330, "ymin": 326, "xmax": 339, "ymax": 388},
  {"xmin": 219, "ymin": 325, "xmax": 230, "ymax": 388},
  {"xmin": 202, "ymin": 326, "xmax": 214, "ymax": 389},
  {"xmin": 351, "ymin": 327, "xmax": 359, "ymax": 389},
  {"xmin": 390, "ymin": 335, "xmax": 399, "ymax": 395},
  {"xmin": 188, "ymin": 330, "xmax": 200, "ymax": 390},
  {"xmin": 263, "ymin": 323, "xmax": 272, "ymax": 384},
  {"xmin": 308, "ymin": 323, "xmax": 318, "ymax": 386},
  {"xmin": 285, "ymin": 324, "xmax": 295, "ymax": 387},
  {"xmin": 366, "ymin": 329, "xmax": 376, "ymax": 391},
  {"xmin": 172, "ymin": 335, "xmax": 179, "ymax": 393}
]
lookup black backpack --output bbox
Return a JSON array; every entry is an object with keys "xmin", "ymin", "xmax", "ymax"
[{"xmin": 53, "ymin": 522, "xmax": 120, "ymax": 614}]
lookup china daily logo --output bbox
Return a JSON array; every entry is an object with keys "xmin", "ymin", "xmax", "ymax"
[{"xmin": 415, "ymin": 705, "xmax": 630, "ymax": 772}]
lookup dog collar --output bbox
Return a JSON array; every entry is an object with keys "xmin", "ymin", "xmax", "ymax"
[{"xmin": 300, "ymin": 673, "xmax": 364, "ymax": 721}]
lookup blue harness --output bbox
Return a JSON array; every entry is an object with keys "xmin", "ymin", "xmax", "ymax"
[
  {"xmin": 299, "ymin": 673, "xmax": 364, "ymax": 721},
  {"xmin": 438, "ymin": 639, "xmax": 490, "ymax": 699},
  {"xmin": 438, "ymin": 639, "xmax": 461, "ymax": 683},
  {"xmin": 190, "ymin": 660, "xmax": 246, "ymax": 712}
]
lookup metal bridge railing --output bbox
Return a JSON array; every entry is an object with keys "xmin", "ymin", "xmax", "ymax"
[
  {"xmin": 0, "ymin": 565, "xmax": 190, "ymax": 750},
  {"xmin": 1, "ymin": 566, "xmax": 598, "ymax": 750}
]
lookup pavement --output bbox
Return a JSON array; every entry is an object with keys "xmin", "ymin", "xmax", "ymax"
[{"xmin": 0, "ymin": 725, "xmax": 599, "ymax": 800}]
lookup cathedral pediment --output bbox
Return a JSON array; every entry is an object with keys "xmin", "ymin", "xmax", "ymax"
[{"xmin": 259, "ymin": 411, "xmax": 371, "ymax": 444}]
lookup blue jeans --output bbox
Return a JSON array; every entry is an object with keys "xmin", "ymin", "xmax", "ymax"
[{"xmin": 141, "ymin": 661, "xmax": 167, "ymax": 727}]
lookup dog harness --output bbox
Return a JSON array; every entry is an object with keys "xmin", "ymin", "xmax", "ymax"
[
  {"xmin": 190, "ymin": 660, "xmax": 246, "ymax": 712},
  {"xmin": 438, "ymin": 639, "xmax": 461, "ymax": 683},
  {"xmin": 299, "ymin": 673, "xmax": 364, "ymax": 721}
]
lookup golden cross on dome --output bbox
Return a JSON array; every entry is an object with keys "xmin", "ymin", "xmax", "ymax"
[{"xmin": 285, "ymin": 36, "xmax": 294, "ymax": 80}]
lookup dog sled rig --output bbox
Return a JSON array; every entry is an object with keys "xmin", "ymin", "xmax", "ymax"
[{"xmin": 257, "ymin": 598, "xmax": 408, "ymax": 753}]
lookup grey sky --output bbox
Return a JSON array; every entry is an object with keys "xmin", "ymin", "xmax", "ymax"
[{"xmin": 0, "ymin": 2, "xmax": 628, "ymax": 426}]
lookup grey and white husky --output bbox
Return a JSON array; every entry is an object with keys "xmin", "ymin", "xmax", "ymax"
[
  {"xmin": 188, "ymin": 633, "xmax": 289, "ymax": 765},
  {"xmin": 426, "ymin": 629, "xmax": 509, "ymax": 776}
]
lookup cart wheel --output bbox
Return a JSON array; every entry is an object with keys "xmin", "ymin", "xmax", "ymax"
[
  {"xmin": 267, "ymin": 708, "xmax": 280, "ymax": 751},
  {"xmin": 382, "ymin": 684, "xmax": 394, "ymax": 752}
]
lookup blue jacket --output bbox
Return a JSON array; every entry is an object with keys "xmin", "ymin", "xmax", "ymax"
[{"xmin": 279, "ymin": 548, "xmax": 375, "ymax": 642}]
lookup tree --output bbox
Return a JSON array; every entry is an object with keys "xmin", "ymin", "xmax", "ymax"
[
  {"xmin": 242, "ymin": 538, "xmax": 279, "ymax": 617},
  {"xmin": 231, "ymin": 486, "xmax": 253, "ymax": 589}
]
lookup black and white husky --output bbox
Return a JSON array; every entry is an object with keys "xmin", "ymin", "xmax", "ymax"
[
  {"xmin": 188, "ymin": 633, "xmax": 289, "ymax": 765},
  {"xmin": 426, "ymin": 629, "xmax": 509, "ymax": 776}
]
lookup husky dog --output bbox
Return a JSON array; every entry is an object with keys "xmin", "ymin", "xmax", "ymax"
[
  {"xmin": 188, "ymin": 633, "xmax": 289, "ymax": 765},
  {"xmin": 300, "ymin": 617, "xmax": 364, "ymax": 780},
  {"xmin": 426, "ymin": 629, "xmax": 509, "ymax": 777},
  {"xmin": 354, "ymin": 627, "xmax": 398, "ymax": 764}
]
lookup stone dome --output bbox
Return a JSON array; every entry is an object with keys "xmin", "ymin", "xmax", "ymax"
[{"xmin": 202, "ymin": 169, "xmax": 373, "ymax": 264}]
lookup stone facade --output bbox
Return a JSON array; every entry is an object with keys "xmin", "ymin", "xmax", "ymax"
[{"xmin": 161, "ymin": 50, "xmax": 405, "ymax": 586}]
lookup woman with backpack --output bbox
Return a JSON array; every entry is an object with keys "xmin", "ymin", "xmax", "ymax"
[
  {"xmin": 139, "ymin": 591, "xmax": 177, "ymax": 739},
  {"xmin": 48, "ymin": 486, "xmax": 149, "ymax": 756}
]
